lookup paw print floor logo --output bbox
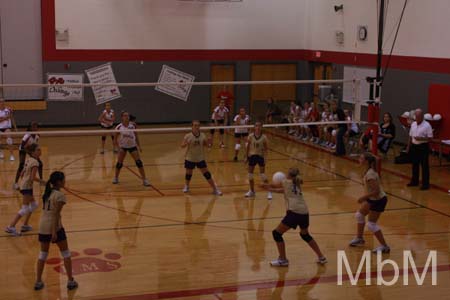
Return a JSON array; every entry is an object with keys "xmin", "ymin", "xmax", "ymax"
[{"xmin": 46, "ymin": 248, "xmax": 122, "ymax": 275}]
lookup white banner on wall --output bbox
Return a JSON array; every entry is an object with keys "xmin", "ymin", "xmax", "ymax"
[
  {"xmin": 155, "ymin": 65, "xmax": 195, "ymax": 102},
  {"xmin": 343, "ymin": 66, "xmax": 376, "ymax": 106},
  {"xmin": 85, "ymin": 63, "xmax": 121, "ymax": 105},
  {"xmin": 46, "ymin": 73, "xmax": 84, "ymax": 101}
]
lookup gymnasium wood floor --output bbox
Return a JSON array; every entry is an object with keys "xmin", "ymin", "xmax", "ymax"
[{"xmin": 0, "ymin": 128, "xmax": 449, "ymax": 300}]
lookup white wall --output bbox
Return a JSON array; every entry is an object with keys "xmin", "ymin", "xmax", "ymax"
[
  {"xmin": 55, "ymin": 0, "xmax": 306, "ymax": 49},
  {"xmin": 304, "ymin": 0, "xmax": 450, "ymax": 58}
]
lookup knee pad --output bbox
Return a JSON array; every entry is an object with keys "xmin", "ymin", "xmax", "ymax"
[
  {"xmin": 260, "ymin": 173, "xmax": 268, "ymax": 182},
  {"xmin": 18, "ymin": 205, "xmax": 30, "ymax": 216},
  {"xmin": 29, "ymin": 201, "xmax": 38, "ymax": 213},
  {"xmin": 61, "ymin": 250, "xmax": 71, "ymax": 258},
  {"xmin": 102, "ymin": 136, "xmax": 106, "ymax": 141},
  {"xmin": 116, "ymin": 162, "xmax": 123, "ymax": 170},
  {"xmin": 355, "ymin": 211, "xmax": 366, "ymax": 224},
  {"xmin": 248, "ymin": 173, "xmax": 254, "ymax": 181},
  {"xmin": 135, "ymin": 159, "xmax": 143, "ymax": 168},
  {"xmin": 272, "ymin": 230, "xmax": 284, "ymax": 242},
  {"xmin": 203, "ymin": 172, "xmax": 212, "ymax": 180},
  {"xmin": 6, "ymin": 137, "xmax": 13, "ymax": 145},
  {"xmin": 38, "ymin": 251, "xmax": 48, "ymax": 261},
  {"xmin": 185, "ymin": 174, "xmax": 192, "ymax": 181},
  {"xmin": 300, "ymin": 233, "xmax": 313, "ymax": 243},
  {"xmin": 367, "ymin": 221, "xmax": 380, "ymax": 233},
  {"xmin": 235, "ymin": 144, "xmax": 241, "ymax": 151}
]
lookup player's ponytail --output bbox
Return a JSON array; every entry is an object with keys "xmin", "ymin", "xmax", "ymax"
[
  {"xmin": 288, "ymin": 167, "xmax": 301, "ymax": 193},
  {"xmin": 42, "ymin": 171, "xmax": 65, "ymax": 205},
  {"xmin": 363, "ymin": 152, "xmax": 378, "ymax": 172}
]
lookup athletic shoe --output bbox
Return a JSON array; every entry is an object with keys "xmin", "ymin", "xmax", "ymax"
[
  {"xmin": 331, "ymin": 144, "xmax": 336, "ymax": 150},
  {"xmin": 5, "ymin": 226, "xmax": 20, "ymax": 236},
  {"xmin": 220, "ymin": 143, "xmax": 225, "ymax": 148},
  {"xmin": 13, "ymin": 183, "xmax": 19, "ymax": 190},
  {"xmin": 112, "ymin": 177, "xmax": 119, "ymax": 184},
  {"xmin": 67, "ymin": 279, "xmax": 78, "ymax": 290},
  {"xmin": 302, "ymin": 136, "xmax": 308, "ymax": 141},
  {"xmin": 21, "ymin": 225, "xmax": 33, "ymax": 232},
  {"xmin": 372, "ymin": 245, "xmax": 390, "ymax": 254},
  {"xmin": 233, "ymin": 156, "xmax": 238, "ymax": 162},
  {"xmin": 317, "ymin": 256, "xmax": 328, "ymax": 265},
  {"xmin": 267, "ymin": 192, "xmax": 273, "ymax": 200},
  {"xmin": 270, "ymin": 258, "xmax": 289, "ymax": 267},
  {"xmin": 182, "ymin": 185, "xmax": 190, "ymax": 193},
  {"xmin": 213, "ymin": 189, "xmax": 223, "ymax": 196},
  {"xmin": 349, "ymin": 237, "xmax": 365, "ymax": 247},
  {"xmin": 9, "ymin": 155, "xmax": 14, "ymax": 161},
  {"xmin": 143, "ymin": 179, "xmax": 151, "ymax": 187},
  {"xmin": 34, "ymin": 281, "xmax": 44, "ymax": 291},
  {"xmin": 310, "ymin": 137, "xmax": 315, "ymax": 142},
  {"xmin": 245, "ymin": 190, "xmax": 255, "ymax": 198},
  {"xmin": 0, "ymin": 151, "xmax": 4, "ymax": 159}
]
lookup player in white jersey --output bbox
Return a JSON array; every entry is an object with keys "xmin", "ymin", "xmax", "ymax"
[
  {"xmin": 0, "ymin": 98, "xmax": 15, "ymax": 161},
  {"xmin": 349, "ymin": 153, "xmax": 390, "ymax": 253},
  {"xmin": 181, "ymin": 120, "xmax": 222, "ymax": 195},
  {"xmin": 245, "ymin": 122, "xmax": 272, "ymax": 200},
  {"xmin": 112, "ymin": 111, "xmax": 150, "ymax": 186},
  {"xmin": 34, "ymin": 171, "xmax": 78, "ymax": 291},
  {"xmin": 5, "ymin": 144, "xmax": 45, "ymax": 236},
  {"xmin": 210, "ymin": 100, "xmax": 229, "ymax": 148},
  {"xmin": 266, "ymin": 167, "xmax": 327, "ymax": 267},
  {"xmin": 14, "ymin": 122, "xmax": 43, "ymax": 190},
  {"xmin": 233, "ymin": 108, "xmax": 251, "ymax": 161},
  {"xmin": 98, "ymin": 102, "xmax": 117, "ymax": 154}
]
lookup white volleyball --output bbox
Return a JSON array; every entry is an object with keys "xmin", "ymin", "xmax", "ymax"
[
  {"xmin": 424, "ymin": 113, "xmax": 433, "ymax": 120},
  {"xmin": 272, "ymin": 172, "xmax": 287, "ymax": 185},
  {"xmin": 433, "ymin": 114, "xmax": 442, "ymax": 120}
]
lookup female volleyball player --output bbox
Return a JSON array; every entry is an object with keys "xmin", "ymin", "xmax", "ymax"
[
  {"xmin": 245, "ymin": 122, "xmax": 272, "ymax": 200},
  {"xmin": 267, "ymin": 167, "xmax": 327, "ymax": 266},
  {"xmin": 0, "ymin": 98, "xmax": 15, "ymax": 161},
  {"xmin": 34, "ymin": 171, "xmax": 78, "ymax": 291},
  {"xmin": 181, "ymin": 120, "xmax": 222, "ymax": 195},
  {"xmin": 210, "ymin": 99, "xmax": 229, "ymax": 148},
  {"xmin": 233, "ymin": 107, "xmax": 251, "ymax": 161},
  {"xmin": 98, "ymin": 102, "xmax": 116, "ymax": 154},
  {"xmin": 349, "ymin": 152, "xmax": 390, "ymax": 253},
  {"xmin": 13, "ymin": 122, "xmax": 43, "ymax": 190},
  {"xmin": 112, "ymin": 111, "xmax": 150, "ymax": 186},
  {"xmin": 5, "ymin": 144, "xmax": 44, "ymax": 236}
]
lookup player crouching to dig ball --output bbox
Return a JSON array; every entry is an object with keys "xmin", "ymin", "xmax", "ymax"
[
  {"xmin": 181, "ymin": 120, "xmax": 222, "ymax": 196},
  {"xmin": 266, "ymin": 168, "xmax": 327, "ymax": 267}
]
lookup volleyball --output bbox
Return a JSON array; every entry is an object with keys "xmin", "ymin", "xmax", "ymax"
[
  {"xmin": 272, "ymin": 172, "xmax": 286, "ymax": 185},
  {"xmin": 424, "ymin": 113, "xmax": 432, "ymax": 120},
  {"xmin": 433, "ymin": 114, "xmax": 442, "ymax": 120}
]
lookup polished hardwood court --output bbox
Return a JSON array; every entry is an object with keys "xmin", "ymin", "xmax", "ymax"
[{"xmin": 0, "ymin": 127, "xmax": 449, "ymax": 300}]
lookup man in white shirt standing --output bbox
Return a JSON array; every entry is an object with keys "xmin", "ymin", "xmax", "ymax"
[{"xmin": 407, "ymin": 109, "xmax": 433, "ymax": 190}]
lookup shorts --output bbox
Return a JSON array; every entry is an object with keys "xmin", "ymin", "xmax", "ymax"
[
  {"xmin": 234, "ymin": 132, "xmax": 249, "ymax": 138},
  {"xmin": 210, "ymin": 119, "xmax": 225, "ymax": 135},
  {"xmin": 367, "ymin": 196, "xmax": 388, "ymax": 212},
  {"xmin": 282, "ymin": 210, "xmax": 309, "ymax": 229},
  {"xmin": 20, "ymin": 189, "xmax": 33, "ymax": 196},
  {"xmin": 38, "ymin": 227, "xmax": 67, "ymax": 243},
  {"xmin": 185, "ymin": 160, "xmax": 207, "ymax": 170},
  {"xmin": 0, "ymin": 128, "xmax": 11, "ymax": 133},
  {"xmin": 100, "ymin": 124, "xmax": 114, "ymax": 129},
  {"xmin": 248, "ymin": 155, "xmax": 265, "ymax": 167},
  {"xmin": 121, "ymin": 147, "xmax": 138, "ymax": 153}
]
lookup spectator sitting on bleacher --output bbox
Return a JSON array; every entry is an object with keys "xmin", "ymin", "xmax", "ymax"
[
  {"xmin": 360, "ymin": 112, "xmax": 396, "ymax": 154},
  {"xmin": 288, "ymin": 101, "xmax": 301, "ymax": 135}
]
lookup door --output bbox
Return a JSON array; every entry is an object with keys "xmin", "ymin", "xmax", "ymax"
[{"xmin": 211, "ymin": 64, "xmax": 235, "ymax": 115}]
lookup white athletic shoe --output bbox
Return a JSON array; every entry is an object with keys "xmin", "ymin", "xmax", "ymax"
[
  {"xmin": 0, "ymin": 151, "xmax": 4, "ymax": 159},
  {"xmin": 317, "ymin": 256, "xmax": 328, "ymax": 265},
  {"xmin": 331, "ymin": 144, "xmax": 336, "ymax": 150},
  {"xmin": 349, "ymin": 237, "xmax": 365, "ymax": 247},
  {"xmin": 267, "ymin": 192, "xmax": 273, "ymax": 200},
  {"xmin": 5, "ymin": 226, "xmax": 20, "ymax": 236},
  {"xmin": 13, "ymin": 183, "xmax": 19, "ymax": 190},
  {"xmin": 270, "ymin": 258, "xmax": 289, "ymax": 267},
  {"xmin": 143, "ymin": 179, "xmax": 151, "ymax": 187},
  {"xmin": 372, "ymin": 245, "xmax": 390, "ymax": 254},
  {"xmin": 245, "ymin": 190, "xmax": 255, "ymax": 198},
  {"xmin": 9, "ymin": 155, "xmax": 14, "ymax": 161},
  {"xmin": 182, "ymin": 185, "xmax": 190, "ymax": 193},
  {"xmin": 21, "ymin": 225, "xmax": 33, "ymax": 232},
  {"xmin": 112, "ymin": 177, "xmax": 119, "ymax": 184},
  {"xmin": 213, "ymin": 189, "xmax": 223, "ymax": 196}
]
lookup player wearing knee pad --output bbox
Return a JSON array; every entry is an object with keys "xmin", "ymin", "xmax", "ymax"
[
  {"xmin": 268, "ymin": 167, "xmax": 327, "ymax": 267},
  {"xmin": 210, "ymin": 100, "xmax": 229, "ymax": 148},
  {"xmin": 5, "ymin": 144, "xmax": 43, "ymax": 236},
  {"xmin": 182, "ymin": 120, "xmax": 222, "ymax": 195},
  {"xmin": 14, "ymin": 122, "xmax": 40, "ymax": 190},
  {"xmin": 35, "ymin": 171, "xmax": 78, "ymax": 291},
  {"xmin": 98, "ymin": 102, "xmax": 116, "ymax": 154},
  {"xmin": 0, "ymin": 99, "xmax": 15, "ymax": 161},
  {"xmin": 349, "ymin": 153, "xmax": 389, "ymax": 253},
  {"xmin": 233, "ymin": 108, "xmax": 250, "ymax": 161}
]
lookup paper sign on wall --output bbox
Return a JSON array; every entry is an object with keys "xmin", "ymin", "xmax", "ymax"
[
  {"xmin": 155, "ymin": 65, "xmax": 195, "ymax": 102},
  {"xmin": 85, "ymin": 63, "xmax": 121, "ymax": 105},
  {"xmin": 47, "ymin": 73, "xmax": 84, "ymax": 101}
]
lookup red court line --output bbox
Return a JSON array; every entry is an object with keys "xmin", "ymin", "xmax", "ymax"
[
  {"xmin": 268, "ymin": 131, "xmax": 450, "ymax": 194},
  {"xmin": 96, "ymin": 264, "xmax": 450, "ymax": 300},
  {"xmin": 125, "ymin": 166, "xmax": 165, "ymax": 196}
]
